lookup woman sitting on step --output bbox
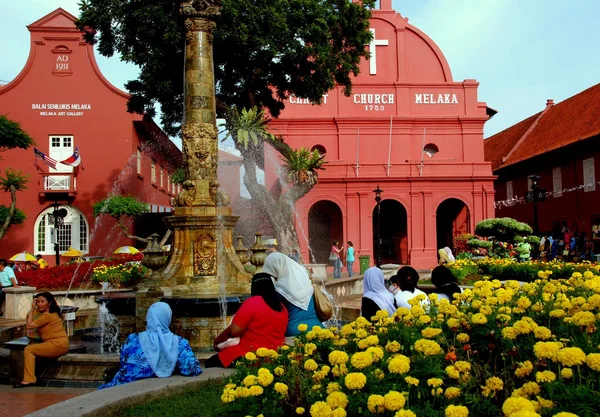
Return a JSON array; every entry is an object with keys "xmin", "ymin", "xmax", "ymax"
[
  {"xmin": 100, "ymin": 302, "xmax": 202, "ymax": 389},
  {"xmin": 389, "ymin": 266, "xmax": 430, "ymax": 309},
  {"xmin": 206, "ymin": 272, "xmax": 288, "ymax": 368},
  {"xmin": 263, "ymin": 252, "xmax": 324, "ymax": 338},
  {"xmin": 14, "ymin": 292, "xmax": 69, "ymax": 388},
  {"xmin": 361, "ymin": 267, "xmax": 397, "ymax": 321},
  {"xmin": 431, "ymin": 265, "xmax": 463, "ymax": 302}
]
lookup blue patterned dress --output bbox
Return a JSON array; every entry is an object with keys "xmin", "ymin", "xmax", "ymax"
[{"xmin": 99, "ymin": 333, "xmax": 202, "ymax": 389}]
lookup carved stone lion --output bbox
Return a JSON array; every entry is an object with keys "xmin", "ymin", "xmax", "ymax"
[{"xmin": 172, "ymin": 180, "xmax": 196, "ymax": 207}]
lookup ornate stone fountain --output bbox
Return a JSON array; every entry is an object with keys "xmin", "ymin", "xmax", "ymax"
[{"xmin": 114, "ymin": 0, "xmax": 252, "ymax": 350}]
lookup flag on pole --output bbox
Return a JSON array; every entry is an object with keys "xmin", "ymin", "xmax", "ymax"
[
  {"xmin": 34, "ymin": 148, "xmax": 57, "ymax": 169},
  {"xmin": 60, "ymin": 146, "xmax": 82, "ymax": 167}
]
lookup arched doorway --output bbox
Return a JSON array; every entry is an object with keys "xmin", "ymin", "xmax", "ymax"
[
  {"xmin": 373, "ymin": 200, "xmax": 408, "ymax": 264},
  {"xmin": 308, "ymin": 201, "xmax": 343, "ymax": 264},
  {"xmin": 436, "ymin": 198, "xmax": 470, "ymax": 251},
  {"xmin": 34, "ymin": 205, "xmax": 89, "ymax": 254}
]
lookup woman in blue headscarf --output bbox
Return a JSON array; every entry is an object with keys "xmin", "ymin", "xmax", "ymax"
[
  {"xmin": 100, "ymin": 302, "xmax": 201, "ymax": 389},
  {"xmin": 361, "ymin": 267, "xmax": 397, "ymax": 320}
]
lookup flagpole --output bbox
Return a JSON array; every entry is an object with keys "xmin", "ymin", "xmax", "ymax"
[
  {"xmin": 356, "ymin": 128, "xmax": 360, "ymax": 178},
  {"xmin": 386, "ymin": 116, "xmax": 393, "ymax": 177}
]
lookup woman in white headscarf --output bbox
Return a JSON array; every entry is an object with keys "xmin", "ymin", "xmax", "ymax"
[
  {"xmin": 361, "ymin": 267, "xmax": 397, "ymax": 320},
  {"xmin": 263, "ymin": 252, "xmax": 324, "ymax": 336},
  {"xmin": 99, "ymin": 302, "xmax": 201, "ymax": 389}
]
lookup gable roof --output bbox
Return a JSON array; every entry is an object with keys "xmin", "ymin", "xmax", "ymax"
[
  {"xmin": 27, "ymin": 8, "xmax": 80, "ymax": 33},
  {"xmin": 484, "ymin": 83, "xmax": 600, "ymax": 171}
]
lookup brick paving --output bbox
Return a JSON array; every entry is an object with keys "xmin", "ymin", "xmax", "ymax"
[{"xmin": 0, "ymin": 385, "xmax": 94, "ymax": 417}]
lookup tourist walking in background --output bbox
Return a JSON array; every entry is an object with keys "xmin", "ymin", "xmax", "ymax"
[
  {"xmin": 14, "ymin": 292, "xmax": 69, "ymax": 388},
  {"xmin": 0, "ymin": 259, "xmax": 18, "ymax": 315},
  {"xmin": 346, "ymin": 241, "xmax": 355, "ymax": 277},
  {"xmin": 36, "ymin": 255, "xmax": 48, "ymax": 269},
  {"xmin": 330, "ymin": 241, "xmax": 343, "ymax": 278},
  {"xmin": 263, "ymin": 252, "xmax": 323, "ymax": 338},
  {"xmin": 389, "ymin": 266, "xmax": 429, "ymax": 309},
  {"xmin": 208, "ymin": 272, "xmax": 288, "ymax": 368},
  {"xmin": 361, "ymin": 267, "xmax": 397, "ymax": 320},
  {"xmin": 100, "ymin": 302, "xmax": 201, "ymax": 388},
  {"xmin": 289, "ymin": 249, "xmax": 300, "ymax": 263},
  {"xmin": 431, "ymin": 266, "xmax": 463, "ymax": 302}
]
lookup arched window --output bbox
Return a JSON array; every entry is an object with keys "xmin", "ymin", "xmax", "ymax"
[
  {"xmin": 34, "ymin": 206, "xmax": 89, "ymax": 254},
  {"xmin": 311, "ymin": 145, "xmax": 327, "ymax": 155}
]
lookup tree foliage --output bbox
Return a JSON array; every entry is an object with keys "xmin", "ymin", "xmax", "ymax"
[
  {"xmin": 93, "ymin": 195, "xmax": 150, "ymax": 243},
  {"xmin": 0, "ymin": 206, "xmax": 26, "ymax": 227},
  {"xmin": 475, "ymin": 217, "xmax": 533, "ymax": 243},
  {"xmin": 0, "ymin": 115, "xmax": 35, "ymax": 157},
  {"xmin": 77, "ymin": 0, "xmax": 375, "ymax": 135}
]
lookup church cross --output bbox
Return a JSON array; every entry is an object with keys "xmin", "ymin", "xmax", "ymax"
[{"xmin": 368, "ymin": 28, "xmax": 388, "ymax": 75}]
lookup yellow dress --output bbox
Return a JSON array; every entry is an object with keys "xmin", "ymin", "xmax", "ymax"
[{"xmin": 23, "ymin": 312, "xmax": 69, "ymax": 383}]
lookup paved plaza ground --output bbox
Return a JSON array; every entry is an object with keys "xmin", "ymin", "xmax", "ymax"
[{"xmin": 0, "ymin": 384, "xmax": 93, "ymax": 417}]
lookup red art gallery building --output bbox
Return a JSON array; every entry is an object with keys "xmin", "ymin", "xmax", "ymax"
[
  {"xmin": 0, "ymin": 9, "xmax": 184, "ymax": 264},
  {"xmin": 267, "ymin": 0, "xmax": 496, "ymax": 269}
]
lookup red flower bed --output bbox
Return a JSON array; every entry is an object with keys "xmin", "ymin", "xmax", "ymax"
[{"xmin": 16, "ymin": 253, "xmax": 143, "ymax": 291}]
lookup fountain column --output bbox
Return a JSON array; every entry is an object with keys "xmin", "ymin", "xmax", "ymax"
[{"xmin": 135, "ymin": 0, "xmax": 250, "ymax": 344}]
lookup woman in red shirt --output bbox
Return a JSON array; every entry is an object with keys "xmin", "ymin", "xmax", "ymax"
[{"xmin": 206, "ymin": 273, "xmax": 288, "ymax": 368}]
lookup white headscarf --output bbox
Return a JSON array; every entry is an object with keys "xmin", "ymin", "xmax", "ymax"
[
  {"xmin": 363, "ymin": 267, "xmax": 396, "ymax": 316},
  {"xmin": 263, "ymin": 252, "xmax": 313, "ymax": 311},
  {"xmin": 444, "ymin": 247, "xmax": 456, "ymax": 263},
  {"xmin": 138, "ymin": 302, "xmax": 179, "ymax": 378}
]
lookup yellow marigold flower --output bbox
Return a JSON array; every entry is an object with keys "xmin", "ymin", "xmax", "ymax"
[
  {"xmin": 304, "ymin": 343, "xmax": 317, "ymax": 355},
  {"xmin": 244, "ymin": 352, "xmax": 257, "ymax": 361},
  {"xmin": 243, "ymin": 375, "xmax": 257, "ymax": 387},
  {"xmin": 248, "ymin": 385, "xmax": 263, "ymax": 396},
  {"xmin": 557, "ymin": 347, "xmax": 587, "ymax": 367},
  {"xmin": 479, "ymin": 305, "xmax": 493, "ymax": 316},
  {"xmin": 327, "ymin": 382, "xmax": 341, "ymax": 393},
  {"xmin": 331, "ymin": 409, "xmax": 347, "ymax": 417},
  {"xmin": 386, "ymin": 341, "xmax": 401, "ymax": 353},
  {"xmin": 344, "ymin": 372, "xmax": 367, "ymax": 390},
  {"xmin": 414, "ymin": 339, "xmax": 443, "ymax": 356},
  {"xmin": 296, "ymin": 407, "xmax": 305, "ymax": 415},
  {"xmin": 384, "ymin": 390, "xmax": 405, "ymax": 411},
  {"xmin": 405, "ymin": 376, "xmax": 419, "ymax": 386},
  {"xmin": 367, "ymin": 346, "xmax": 385, "ymax": 362},
  {"xmin": 304, "ymin": 359, "xmax": 319, "ymax": 371},
  {"xmin": 521, "ymin": 381, "xmax": 541, "ymax": 397},
  {"xmin": 421, "ymin": 327, "xmax": 443, "ymax": 338},
  {"xmin": 503, "ymin": 397, "xmax": 536, "ymax": 416},
  {"xmin": 550, "ymin": 309, "xmax": 566, "ymax": 318},
  {"xmin": 533, "ymin": 326, "xmax": 552, "ymax": 340},
  {"xmin": 566, "ymin": 311, "xmax": 596, "ymax": 327},
  {"xmin": 274, "ymin": 382, "xmax": 288, "ymax": 395},
  {"xmin": 445, "ymin": 404, "xmax": 469, "ymax": 417},
  {"xmin": 350, "ymin": 351, "xmax": 373, "ymax": 369},
  {"xmin": 326, "ymin": 391, "xmax": 349, "ymax": 409},
  {"xmin": 394, "ymin": 411, "xmax": 417, "ymax": 417},
  {"xmin": 221, "ymin": 388, "xmax": 235, "ymax": 403},
  {"xmin": 560, "ymin": 368, "xmax": 573, "ymax": 379},
  {"xmin": 329, "ymin": 350, "xmax": 349, "ymax": 366},
  {"xmin": 367, "ymin": 394, "xmax": 386, "ymax": 413},
  {"xmin": 456, "ymin": 333, "xmax": 470, "ymax": 343},
  {"xmin": 586, "ymin": 353, "xmax": 600, "ymax": 371},
  {"xmin": 427, "ymin": 378, "xmax": 443, "ymax": 387},
  {"xmin": 455, "ymin": 361, "xmax": 471, "ymax": 373},
  {"xmin": 515, "ymin": 361, "xmax": 534, "ymax": 378},
  {"xmin": 274, "ymin": 366, "xmax": 284, "ymax": 376},
  {"xmin": 535, "ymin": 371, "xmax": 556, "ymax": 383},
  {"xmin": 447, "ymin": 318, "xmax": 461, "ymax": 329},
  {"xmin": 535, "ymin": 396, "xmax": 554, "ymax": 409},
  {"xmin": 257, "ymin": 368, "xmax": 274, "ymax": 386},
  {"xmin": 310, "ymin": 401, "xmax": 332, "ymax": 417},
  {"xmin": 419, "ymin": 315, "xmax": 432, "ymax": 324},
  {"xmin": 502, "ymin": 327, "xmax": 518, "ymax": 340},
  {"xmin": 517, "ymin": 296, "xmax": 532, "ymax": 310},
  {"xmin": 446, "ymin": 365, "xmax": 460, "ymax": 379},
  {"xmin": 334, "ymin": 338, "xmax": 348, "ymax": 347},
  {"xmin": 256, "ymin": 347, "xmax": 270, "ymax": 357},
  {"xmin": 471, "ymin": 313, "xmax": 488, "ymax": 325},
  {"xmin": 484, "ymin": 376, "xmax": 504, "ymax": 391},
  {"xmin": 552, "ymin": 413, "xmax": 580, "ymax": 417},
  {"xmin": 445, "ymin": 387, "xmax": 461, "ymax": 399},
  {"xmin": 356, "ymin": 328, "xmax": 368, "ymax": 339},
  {"xmin": 509, "ymin": 411, "xmax": 541, "ymax": 417},
  {"xmin": 533, "ymin": 341, "xmax": 563, "ymax": 361},
  {"xmin": 388, "ymin": 355, "xmax": 411, "ymax": 374}
]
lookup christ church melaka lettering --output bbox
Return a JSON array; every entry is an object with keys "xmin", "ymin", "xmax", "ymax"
[
  {"xmin": 31, "ymin": 103, "xmax": 92, "ymax": 117},
  {"xmin": 414, "ymin": 93, "xmax": 458, "ymax": 104}
]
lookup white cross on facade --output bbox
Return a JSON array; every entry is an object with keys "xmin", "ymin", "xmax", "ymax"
[{"xmin": 368, "ymin": 28, "xmax": 388, "ymax": 75}]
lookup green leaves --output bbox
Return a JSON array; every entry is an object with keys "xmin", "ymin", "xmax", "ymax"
[
  {"xmin": 0, "ymin": 168, "xmax": 29, "ymax": 192},
  {"xmin": 0, "ymin": 115, "xmax": 35, "ymax": 157},
  {"xmin": 223, "ymin": 107, "xmax": 275, "ymax": 149},
  {"xmin": 281, "ymin": 147, "xmax": 327, "ymax": 187},
  {"xmin": 0, "ymin": 206, "xmax": 25, "ymax": 226},
  {"xmin": 475, "ymin": 217, "xmax": 533, "ymax": 241},
  {"xmin": 93, "ymin": 195, "xmax": 149, "ymax": 219}
]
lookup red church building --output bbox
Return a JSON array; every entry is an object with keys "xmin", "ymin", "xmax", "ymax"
[
  {"xmin": 266, "ymin": 0, "xmax": 496, "ymax": 269},
  {"xmin": 484, "ymin": 83, "xmax": 600, "ymax": 241},
  {"xmin": 0, "ymin": 9, "xmax": 184, "ymax": 264}
]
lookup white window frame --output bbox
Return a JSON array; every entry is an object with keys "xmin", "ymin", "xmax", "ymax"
[
  {"xmin": 151, "ymin": 159, "xmax": 156, "ymax": 183},
  {"xmin": 136, "ymin": 148, "xmax": 142, "ymax": 174},
  {"xmin": 506, "ymin": 181, "xmax": 514, "ymax": 203},
  {"xmin": 552, "ymin": 167, "xmax": 562, "ymax": 197},
  {"xmin": 49, "ymin": 135, "xmax": 74, "ymax": 173},
  {"xmin": 583, "ymin": 157, "xmax": 596, "ymax": 192},
  {"xmin": 160, "ymin": 167, "xmax": 164, "ymax": 188},
  {"xmin": 34, "ymin": 206, "xmax": 89, "ymax": 255}
]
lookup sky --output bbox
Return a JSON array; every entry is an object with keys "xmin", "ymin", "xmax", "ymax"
[{"xmin": 1, "ymin": 0, "xmax": 599, "ymax": 142}]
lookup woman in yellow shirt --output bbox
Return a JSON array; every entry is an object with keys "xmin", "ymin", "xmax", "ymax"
[{"xmin": 13, "ymin": 292, "xmax": 69, "ymax": 388}]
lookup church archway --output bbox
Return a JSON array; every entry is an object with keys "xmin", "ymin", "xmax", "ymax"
[
  {"xmin": 373, "ymin": 200, "xmax": 408, "ymax": 265},
  {"xmin": 436, "ymin": 198, "xmax": 470, "ymax": 251},
  {"xmin": 308, "ymin": 200, "xmax": 343, "ymax": 264}
]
